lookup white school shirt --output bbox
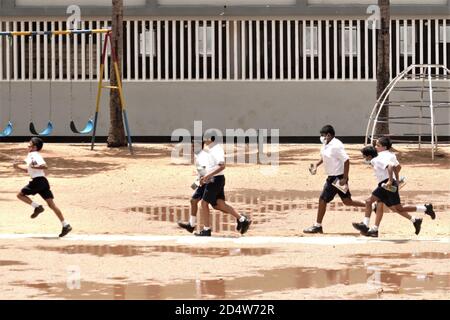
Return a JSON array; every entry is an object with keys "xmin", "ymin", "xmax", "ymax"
[
  {"xmin": 194, "ymin": 150, "xmax": 210, "ymax": 177},
  {"xmin": 320, "ymin": 137, "xmax": 349, "ymax": 176},
  {"xmin": 207, "ymin": 143, "xmax": 225, "ymax": 177},
  {"xmin": 25, "ymin": 151, "xmax": 46, "ymax": 179},
  {"xmin": 370, "ymin": 150, "xmax": 400, "ymax": 183}
]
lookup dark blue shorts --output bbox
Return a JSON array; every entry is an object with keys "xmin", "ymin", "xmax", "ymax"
[
  {"xmin": 320, "ymin": 175, "xmax": 352, "ymax": 203},
  {"xmin": 192, "ymin": 184, "xmax": 206, "ymax": 200},
  {"xmin": 372, "ymin": 179, "xmax": 401, "ymax": 207},
  {"xmin": 202, "ymin": 175, "xmax": 225, "ymax": 207},
  {"xmin": 21, "ymin": 176, "xmax": 54, "ymax": 200}
]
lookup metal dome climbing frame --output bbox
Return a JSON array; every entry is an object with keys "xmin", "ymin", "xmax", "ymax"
[{"xmin": 365, "ymin": 64, "xmax": 450, "ymax": 160}]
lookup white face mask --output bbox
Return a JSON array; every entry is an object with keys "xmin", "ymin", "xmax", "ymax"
[
  {"xmin": 320, "ymin": 136, "xmax": 327, "ymax": 144},
  {"xmin": 364, "ymin": 159, "xmax": 372, "ymax": 165}
]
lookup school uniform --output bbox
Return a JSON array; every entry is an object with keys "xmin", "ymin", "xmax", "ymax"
[
  {"xmin": 202, "ymin": 143, "xmax": 226, "ymax": 207},
  {"xmin": 191, "ymin": 149, "xmax": 210, "ymax": 200},
  {"xmin": 370, "ymin": 150, "xmax": 401, "ymax": 207},
  {"xmin": 319, "ymin": 137, "xmax": 352, "ymax": 203},
  {"xmin": 21, "ymin": 151, "xmax": 54, "ymax": 199}
]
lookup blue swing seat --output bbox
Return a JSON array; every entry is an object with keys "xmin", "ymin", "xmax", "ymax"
[
  {"xmin": 0, "ymin": 121, "xmax": 13, "ymax": 137},
  {"xmin": 29, "ymin": 121, "xmax": 53, "ymax": 136},
  {"xmin": 70, "ymin": 118, "xmax": 94, "ymax": 134}
]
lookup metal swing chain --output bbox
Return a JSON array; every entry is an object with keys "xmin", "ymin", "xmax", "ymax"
[
  {"xmin": 8, "ymin": 35, "xmax": 13, "ymax": 121},
  {"xmin": 29, "ymin": 35, "xmax": 33, "ymax": 123}
]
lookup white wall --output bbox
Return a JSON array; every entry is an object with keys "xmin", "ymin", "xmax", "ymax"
[{"xmin": 15, "ymin": 0, "xmax": 146, "ymax": 7}]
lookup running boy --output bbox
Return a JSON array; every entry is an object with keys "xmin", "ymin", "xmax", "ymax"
[
  {"xmin": 194, "ymin": 131, "xmax": 251, "ymax": 237},
  {"xmin": 352, "ymin": 137, "xmax": 435, "ymax": 237},
  {"xmin": 352, "ymin": 145, "xmax": 402, "ymax": 231},
  {"xmin": 177, "ymin": 140, "xmax": 210, "ymax": 233},
  {"xmin": 14, "ymin": 137, "xmax": 72, "ymax": 237},
  {"xmin": 304, "ymin": 125, "xmax": 366, "ymax": 234}
]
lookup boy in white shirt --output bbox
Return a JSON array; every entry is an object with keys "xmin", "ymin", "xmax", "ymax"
[
  {"xmin": 194, "ymin": 132, "xmax": 251, "ymax": 237},
  {"xmin": 177, "ymin": 141, "xmax": 210, "ymax": 233},
  {"xmin": 14, "ymin": 137, "xmax": 72, "ymax": 237},
  {"xmin": 354, "ymin": 137, "xmax": 435, "ymax": 237},
  {"xmin": 304, "ymin": 125, "xmax": 366, "ymax": 234}
]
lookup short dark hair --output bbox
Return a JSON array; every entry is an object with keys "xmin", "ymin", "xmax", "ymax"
[
  {"xmin": 204, "ymin": 130, "xmax": 218, "ymax": 142},
  {"xmin": 30, "ymin": 137, "xmax": 44, "ymax": 151},
  {"xmin": 361, "ymin": 146, "xmax": 378, "ymax": 158},
  {"xmin": 377, "ymin": 136, "xmax": 392, "ymax": 150},
  {"xmin": 320, "ymin": 125, "xmax": 335, "ymax": 137}
]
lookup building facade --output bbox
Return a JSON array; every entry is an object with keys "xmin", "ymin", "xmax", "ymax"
[{"xmin": 0, "ymin": 0, "xmax": 449, "ymax": 140}]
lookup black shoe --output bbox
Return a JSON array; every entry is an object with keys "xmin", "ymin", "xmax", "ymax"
[
  {"xmin": 303, "ymin": 225, "xmax": 323, "ymax": 234},
  {"xmin": 194, "ymin": 229, "xmax": 211, "ymax": 237},
  {"xmin": 362, "ymin": 229, "xmax": 378, "ymax": 238},
  {"xmin": 59, "ymin": 224, "xmax": 72, "ymax": 238},
  {"xmin": 424, "ymin": 204, "xmax": 435, "ymax": 220},
  {"xmin": 238, "ymin": 217, "xmax": 252, "ymax": 235},
  {"xmin": 236, "ymin": 214, "xmax": 249, "ymax": 232},
  {"xmin": 352, "ymin": 222, "xmax": 369, "ymax": 233},
  {"xmin": 30, "ymin": 205, "xmax": 44, "ymax": 219},
  {"xmin": 413, "ymin": 218, "xmax": 422, "ymax": 235},
  {"xmin": 177, "ymin": 221, "xmax": 195, "ymax": 233}
]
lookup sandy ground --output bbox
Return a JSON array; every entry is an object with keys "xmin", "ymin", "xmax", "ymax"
[{"xmin": 0, "ymin": 142, "xmax": 449, "ymax": 300}]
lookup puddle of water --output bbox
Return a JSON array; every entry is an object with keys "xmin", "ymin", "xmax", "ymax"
[
  {"xmin": 13, "ymin": 266, "xmax": 449, "ymax": 299},
  {"xmin": 353, "ymin": 252, "xmax": 449, "ymax": 260},
  {"xmin": 128, "ymin": 189, "xmax": 450, "ymax": 232},
  {"xmin": 34, "ymin": 245, "xmax": 273, "ymax": 258},
  {"xmin": 0, "ymin": 260, "xmax": 27, "ymax": 266}
]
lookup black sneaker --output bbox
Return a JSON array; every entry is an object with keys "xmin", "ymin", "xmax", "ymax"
[
  {"xmin": 352, "ymin": 222, "xmax": 369, "ymax": 233},
  {"xmin": 362, "ymin": 229, "xmax": 378, "ymax": 238},
  {"xmin": 177, "ymin": 221, "xmax": 195, "ymax": 233},
  {"xmin": 194, "ymin": 229, "xmax": 211, "ymax": 237},
  {"xmin": 424, "ymin": 204, "xmax": 435, "ymax": 220},
  {"xmin": 303, "ymin": 225, "xmax": 323, "ymax": 234},
  {"xmin": 30, "ymin": 205, "xmax": 44, "ymax": 219},
  {"xmin": 236, "ymin": 214, "xmax": 249, "ymax": 232},
  {"xmin": 413, "ymin": 218, "xmax": 423, "ymax": 235},
  {"xmin": 238, "ymin": 217, "xmax": 252, "ymax": 235},
  {"xmin": 59, "ymin": 224, "xmax": 72, "ymax": 238}
]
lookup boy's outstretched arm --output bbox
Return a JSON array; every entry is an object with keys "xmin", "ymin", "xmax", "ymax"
[
  {"xmin": 386, "ymin": 164, "xmax": 395, "ymax": 187},
  {"xmin": 394, "ymin": 164, "xmax": 401, "ymax": 182},
  {"xmin": 340, "ymin": 159, "xmax": 349, "ymax": 185}
]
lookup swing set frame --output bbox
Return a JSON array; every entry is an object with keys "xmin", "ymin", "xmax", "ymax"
[{"xmin": 0, "ymin": 28, "xmax": 133, "ymax": 154}]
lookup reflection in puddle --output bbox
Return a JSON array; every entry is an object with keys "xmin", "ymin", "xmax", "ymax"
[
  {"xmin": 353, "ymin": 252, "xmax": 449, "ymax": 260},
  {"xmin": 0, "ymin": 260, "xmax": 27, "ymax": 266},
  {"xmin": 14, "ymin": 266, "xmax": 449, "ymax": 299},
  {"xmin": 34, "ymin": 245, "xmax": 273, "ymax": 258},
  {"xmin": 128, "ymin": 189, "xmax": 450, "ymax": 232}
]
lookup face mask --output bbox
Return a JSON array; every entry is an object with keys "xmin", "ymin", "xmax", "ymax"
[
  {"xmin": 320, "ymin": 136, "xmax": 327, "ymax": 144},
  {"xmin": 364, "ymin": 159, "xmax": 372, "ymax": 165}
]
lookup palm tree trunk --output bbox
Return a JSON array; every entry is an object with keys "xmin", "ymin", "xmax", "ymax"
[
  {"xmin": 375, "ymin": 0, "xmax": 391, "ymax": 136},
  {"xmin": 107, "ymin": 0, "xmax": 126, "ymax": 147}
]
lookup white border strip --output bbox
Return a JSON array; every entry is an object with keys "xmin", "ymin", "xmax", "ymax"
[{"xmin": 0, "ymin": 234, "xmax": 448, "ymax": 245}]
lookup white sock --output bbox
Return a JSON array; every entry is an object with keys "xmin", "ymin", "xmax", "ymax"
[
  {"xmin": 62, "ymin": 221, "xmax": 69, "ymax": 227},
  {"xmin": 314, "ymin": 223, "xmax": 322, "ymax": 227},
  {"xmin": 203, "ymin": 227, "xmax": 211, "ymax": 231},
  {"xmin": 416, "ymin": 205, "xmax": 426, "ymax": 213},
  {"xmin": 410, "ymin": 217, "xmax": 416, "ymax": 223},
  {"xmin": 189, "ymin": 216, "xmax": 197, "ymax": 227},
  {"xmin": 239, "ymin": 215, "xmax": 246, "ymax": 222},
  {"xmin": 363, "ymin": 217, "xmax": 370, "ymax": 226},
  {"xmin": 370, "ymin": 225, "xmax": 379, "ymax": 231},
  {"xmin": 31, "ymin": 202, "xmax": 40, "ymax": 208}
]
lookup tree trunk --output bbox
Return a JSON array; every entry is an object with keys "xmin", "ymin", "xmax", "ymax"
[
  {"xmin": 375, "ymin": 0, "xmax": 390, "ymax": 136},
  {"xmin": 107, "ymin": 0, "xmax": 126, "ymax": 148}
]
